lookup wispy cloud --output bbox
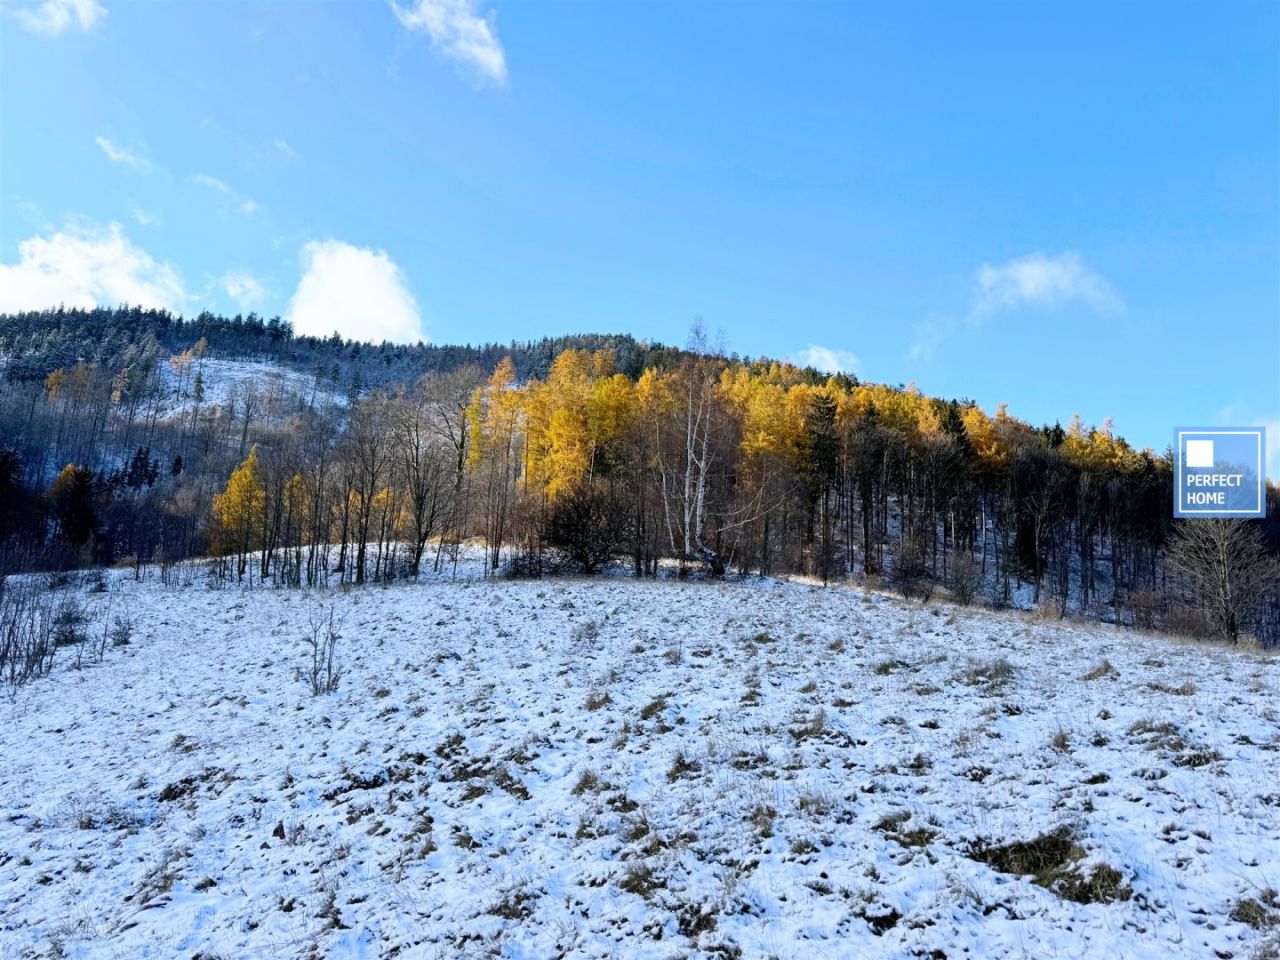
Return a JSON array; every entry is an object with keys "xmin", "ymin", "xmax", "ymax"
[
  {"xmin": 192, "ymin": 174, "xmax": 260, "ymax": 215},
  {"xmin": 199, "ymin": 117, "xmax": 301, "ymax": 171},
  {"xmin": 129, "ymin": 201, "xmax": 159, "ymax": 227},
  {"xmin": 15, "ymin": 0, "xmax": 105, "ymax": 35},
  {"xmin": 392, "ymin": 0, "xmax": 508, "ymax": 86},
  {"xmin": 908, "ymin": 251, "xmax": 1124, "ymax": 363},
  {"xmin": 793, "ymin": 344, "xmax": 860, "ymax": 376},
  {"xmin": 0, "ymin": 220, "xmax": 186, "ymax": 314},
  {"xmin": 220, "ymin": 271, "xmax": 266, "ymax": 309},
  {"xmin": 273, "ymin": 138, "xmax": 299, "ymax": 162},
  {"xmin": 286, "ymin": 240, "xmax": 424, "ymax": 344},
  {"xmin": 95, "ymin": 136, "xmax": 149, "ymax": 172},
  {"xmin": 974, "ymin": 251, "xmax": 1123, "ymax": 317}
]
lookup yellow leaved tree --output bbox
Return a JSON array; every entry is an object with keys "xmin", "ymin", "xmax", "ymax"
[{"xmin": 212, "ymin": 445, "xmax": 266, "ymax": 581}]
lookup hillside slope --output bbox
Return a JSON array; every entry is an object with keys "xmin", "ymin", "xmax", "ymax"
[{"xmin": 1, "ymin": 572, "xmax": 1278, "ymax": 959}]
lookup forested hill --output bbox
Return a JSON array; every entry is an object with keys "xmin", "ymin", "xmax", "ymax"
[
  {"xmin": 2, "ymin": 305, "xmax": 1277, "ymax": 647},
  {"xmin": 0, "ymin": 306, "xmax": 843, "ymax": 391}
]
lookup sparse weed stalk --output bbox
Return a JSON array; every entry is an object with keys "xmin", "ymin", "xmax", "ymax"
[
  {"xmin": 611, "ymin": 720, "xmax": 630, "ymax": 750},
  {"xmin": 585, "ymin": 690, "xmax": 611, "ymax": 711},
  {"xmin": 667, "ymin": 750, "xmax": 701, "ymax": 782},
  {"xmin": 640, "ymin": 694, "xmax": 668, "ymax": 721},
  {"xmin": 571, "ymin": 769, "xmax": 602, "ymax": 795},
  {"xmin": 796, "ymin": 788, "xmax": 833, "ymax": 817},
  {"xmin": 1230, "ymin": 890, "xmax": 1280, "ymax": 929},
  {"xmin": 789, "ymin": 708, "xmax": 827, "ymax": 742},
  {"xmin": 1148, "ymin": 679, "xmax": 1196, "ymax": 696},
  {"xmin": 618, "ymin": 863, "xmax": 662, "ymax": 900},
  {"xmin": 305, "ymin": 602, "xmax": 343, "ymax": 696},
  {"xmin": 961, "ymin": 656, "xmax": 1015, "ymax": 689}
]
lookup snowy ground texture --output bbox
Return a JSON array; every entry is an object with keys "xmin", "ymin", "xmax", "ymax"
[
  {"xmin": 3, "ymin": 569, "xmax": 1279, "ymax": 960},
  {"xmin": 156, "ymin": 357, "xmax": 343, "ymax": 423}
]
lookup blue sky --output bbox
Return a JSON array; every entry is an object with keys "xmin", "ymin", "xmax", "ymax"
[{"xmin": 1, "ymin": 0, "xmax": 1277, "ymax": 470}]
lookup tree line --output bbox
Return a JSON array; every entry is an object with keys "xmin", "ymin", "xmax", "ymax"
[{"xmin": 0, "ymin": 305, "xmax": 715, "ymax": 394}]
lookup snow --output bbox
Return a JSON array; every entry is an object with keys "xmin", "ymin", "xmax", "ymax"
[
  {"xmin": 154, "ymin": 357, "xmax": 344, "ymax": 422},
  {"xmin": 2, "ymin": 565, "xmax": 1278, "ymax": 959}
]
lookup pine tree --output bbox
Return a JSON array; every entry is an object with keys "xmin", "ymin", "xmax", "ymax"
[{"xmin": 48, "ymin": 464, "xmax": 97, "ymax": 548}]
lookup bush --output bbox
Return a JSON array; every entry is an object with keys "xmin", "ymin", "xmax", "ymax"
[
  {"xmin": 949, "ymin": 554, "xmax": 982, "ymax": 606},
  {"xmin": 503, "ymin": 547, "xmax": 544, "ymax": 579},
  {"xmin": 890, "ymin": 535, "xmax": 935, "ymax": 603},
  {"xmin": 110, "ymin": 615, "xmax": 134, "ymax": 647},
  {"xmin": 544, "ymin": 482, "xmax": 626, "ymax": 575},
  {"xmin": 1164, "ymin": 603, "xmax": 1212, "ymax": 640},
  {"xmin": 0, "ymin": 583, "xmax": 56, "ymax": 692},
  {"xmin": 52, "ymin": 598, "xmax": 89, "ymax": 648},
  {"xmin": 1125, "ymin": 589, "xmax": 1162, "ymax": 630}
]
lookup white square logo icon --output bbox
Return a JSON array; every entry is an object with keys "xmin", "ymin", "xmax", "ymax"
[{"xmin": 1185, "ymin": 439, "xmax": 1214, "ymax": 468}]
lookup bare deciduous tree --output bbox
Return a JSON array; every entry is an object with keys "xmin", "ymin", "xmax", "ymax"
[{"xmin": 1166, "ymin": 519, "xmax": 1280, "ymax": 643}]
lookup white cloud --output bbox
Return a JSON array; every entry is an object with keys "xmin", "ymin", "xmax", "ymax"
[
  {"xmin": 193, "ymin": 173, "xmax": 259, "ymax": 215},
  {"xmin": 95, "ymin": 136, "xmax": 149, "ymax": 171},
  {"xmin": 793, "ymin": 344, "xmax": 860, "ymax": 376},
  {"xmin": 392, "ymin": 0, "xmax": 508, "ymax": 86},
  {"xmin": 15, "ymin": 0, "xmax": 105, "ymax": 35},
  {"xmin": 285, "ymin": 240, "xmax": 424, "ymax": 344},
  {"xmin": 975, "ymin": 251, "xmax": 1123, "ymax": 316},
  {"xmin": 221, "ymin": 271, "xmax": 266, "ymax": 309},
  {"xmin": 0, "ymin": 221, "xmax": 186, "ymax": 314},
  {"xmin": 129, "ymin": 201, "xmax": 159, "ymax": 227},
  {"xmin": 909, "ymin": 252, "xmax": 1124, "ymax": 365}
]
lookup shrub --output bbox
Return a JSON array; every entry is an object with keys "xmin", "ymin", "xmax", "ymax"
[
  {"xmin": 890, "ymin": 535, "xmax": 935, "ymax": 603},
  {"xmin": 52, "ymin": 598, "xmax": 89, "ymax": 648},
  {"xmin": 949, "ymin": 554, "xmax": 982, "ymax": 606},
  {"xmin": 0, "ymin": 584, "xmax": 56, "ymax": 692},
  {"xmin": 544, "ymin": 482, "xmax": 626, "ymax": 575},
  {"xmin": 305, "ymin": 603, "xmax": 342, "ymax": 696},
  {"xmin": 109, "ymin": 616, "xmax": 134, "ymax": 647},
  {"xmin": 1125, "ymin": 589, "xmax": 1162, "ymax": 630},
  {"xmin": 1164, "ymin": 603, "xmax": 1212, "ymax": 640},
  {"xmin": 503, "ymin": 548, "xmax": 544, "ymax": 579}
]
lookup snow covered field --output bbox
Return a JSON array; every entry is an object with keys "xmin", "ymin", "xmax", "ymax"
[
  {"xmin": 2, "ymin": 570, "xmax": 1279, "ymax": 959},
  {"xmin": 156, "ymin": 357, "xmax": 343, "ymax": 423}
]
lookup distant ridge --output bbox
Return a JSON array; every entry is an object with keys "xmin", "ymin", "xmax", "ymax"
[{"xmin": 0, "ymin": 306, "xmax": 849, "ymax": 390}]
